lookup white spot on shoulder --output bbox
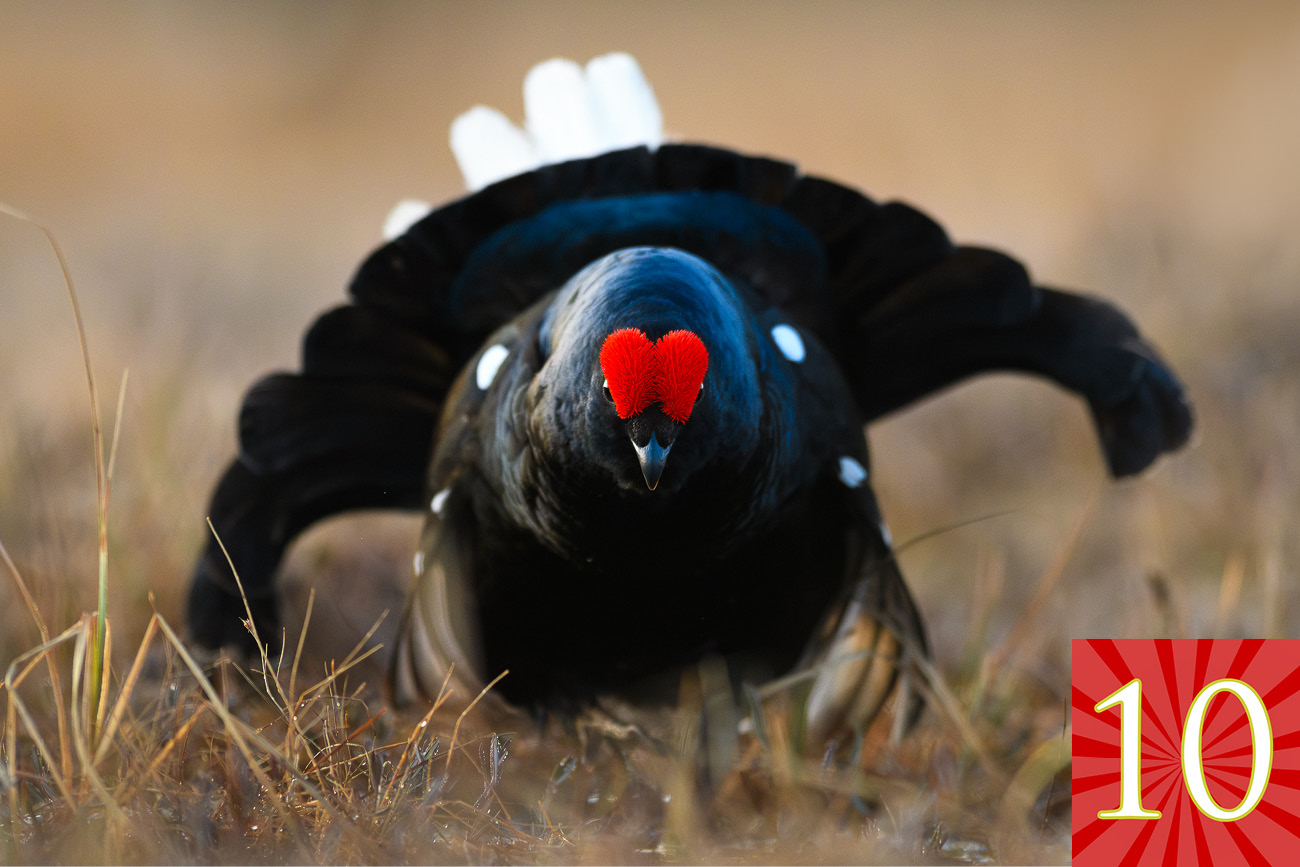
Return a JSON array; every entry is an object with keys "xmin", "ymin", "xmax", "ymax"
[
  {"xmin": 382, "ymin": 199, "xmax": 433, "ymax": 240},
  {"xmin": 430, "ymin": 487, "xmax": 451, "ymax": 515},
  {"xmin": 838, "ymin": 456, "xmax": 868, "ymax": 488},
  {"xmin": 878, "ymin": 521, "xmax": 893, "ymax": 548},
  {"xmin": 412, "ymin": 551, "xmax": 425, "ymax": 576},
  {"xmin": 476, "ymin": 344, "xmax": 510, "ymax": 390},
  {"xmin": 771, "ymin": 324, "xmax": 805, "ymax": 363}
]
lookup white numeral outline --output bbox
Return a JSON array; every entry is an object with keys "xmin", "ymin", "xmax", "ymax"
[
  {"xmin": 1093, "ymin": 675, "xmax": 1274, "ymax": 822},
  {"xmin": 1182, "ymin": 679, "xmax": 1272, "ymax": 821},
  {"xmin": 1095, "ymin": 679, "xmax": 1162, "ymax": 819}
]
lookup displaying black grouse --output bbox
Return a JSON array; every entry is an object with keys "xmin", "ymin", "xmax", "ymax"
[{"xmin": 188, "ymin": 68, "xmax": 1193, "ymax": 744}]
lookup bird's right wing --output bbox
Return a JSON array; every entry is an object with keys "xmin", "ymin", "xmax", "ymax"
[
  {"xmin": 770, "ymin": 177, "xmax": 1194, "ymax": 477},
  {"xmin": 848, "ymin": 268, "xmax": 1195, "ymax": 477}
]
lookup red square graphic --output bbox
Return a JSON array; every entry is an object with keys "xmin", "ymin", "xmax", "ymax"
[{"xmin": 1073, "ymin": 639, "xmax": 1300, "ymax": 867}]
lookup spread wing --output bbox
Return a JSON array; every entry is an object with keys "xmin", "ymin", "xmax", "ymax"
[{"xmin": 190, "ymin": 145, "xmax": 1193, "ymax": 649}]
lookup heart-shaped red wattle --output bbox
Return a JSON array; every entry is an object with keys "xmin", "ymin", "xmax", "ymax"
[{"xmin": 599, "ymin": 328, "xmax": 709, "ymax": 423}]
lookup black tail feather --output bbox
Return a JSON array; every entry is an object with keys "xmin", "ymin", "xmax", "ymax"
[
  {"xmin": 302, "ymin": 305, "xmax": 454, "ymax": 386},
  {"xmin": 239, "ymin": 375, "xmax": 437, "ymax": 475},
  {"xmin": 191, "ymin": 359, "xmax": 440, "ymax": 650},
  {"xmin": 189, "ymin": 438, "xmax": 431, "ymax": 652}
]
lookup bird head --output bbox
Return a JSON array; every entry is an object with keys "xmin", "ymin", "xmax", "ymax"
[
  {"xmin": 530, "ymin": 247, "xmax": 763, "ymax": 497},
  {"xmin": 598, "ymin": 327, "xmax": 709, "ymax": 489}
]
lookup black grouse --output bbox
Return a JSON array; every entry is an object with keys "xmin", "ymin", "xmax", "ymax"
[{"xmin": 188, "ymin": 58, "xmax": 1193, "ymax": 743}]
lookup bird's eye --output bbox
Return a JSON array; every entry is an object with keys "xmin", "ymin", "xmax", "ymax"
[{"xmin": 602, "ymin": 378, "xmax": 614, "ymax": 402}]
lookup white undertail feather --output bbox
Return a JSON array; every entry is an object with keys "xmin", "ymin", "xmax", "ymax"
[
  {"xmin": 382, "ymin": 198, "xmax": 434, "ymax": 240},
  {"xmin": 451, "ymin": 52, "xmax": 662, "ymax": 192},
  {"xmin": 524, "ymin": 59, "xmax": 605, "ymax": 163},
  {"xmin": 450, "ymin": 106, "xmax": 541, "ymax": 193},
  {"xmin": 585, "ymin": 53, "xmax": 663, "ymax": 152}
]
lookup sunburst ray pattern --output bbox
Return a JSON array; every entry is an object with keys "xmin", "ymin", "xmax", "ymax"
[{"xmin": 1074, "ymin": 639, "xmax": 1300, "ymax": 866}]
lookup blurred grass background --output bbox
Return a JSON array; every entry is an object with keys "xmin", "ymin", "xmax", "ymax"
[{"xmin": 1, "ymin": 1, "xmax": 1298, "ymax": 861}]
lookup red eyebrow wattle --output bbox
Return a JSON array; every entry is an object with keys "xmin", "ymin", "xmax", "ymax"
[
  {"xmin": 599, "ymin": 328, "xmax": 655, "ymax": 419},
  {"xmin": 653, "ymin": 330, "xmax": 709, "ymax": 423}
]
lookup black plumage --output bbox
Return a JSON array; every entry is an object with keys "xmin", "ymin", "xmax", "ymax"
[{"xmin": 188, "ymin": 144, "xmax": 1192, "ymax": 740}]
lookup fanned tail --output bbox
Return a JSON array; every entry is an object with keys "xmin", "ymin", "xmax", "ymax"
[{"xmin": 191, "ymin": 142, "xmax": 1192, "ymax": 651}]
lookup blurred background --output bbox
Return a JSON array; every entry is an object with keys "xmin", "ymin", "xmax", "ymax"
[{"xmin": 2, "ymin": 1, "xmax": 1298, "ymax": 695}]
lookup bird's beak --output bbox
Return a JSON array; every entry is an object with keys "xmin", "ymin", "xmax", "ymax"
[{"xmin": 634, "ymin": 432, "xmax": 671, "ymax": 490}]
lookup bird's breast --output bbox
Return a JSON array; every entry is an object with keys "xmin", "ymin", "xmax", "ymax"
[{"xmin": 462, "ymin": 470, "xmax": 857, "ymax": 705}]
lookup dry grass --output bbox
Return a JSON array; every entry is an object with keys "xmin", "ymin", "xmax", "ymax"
[
  {"xmin": 3, "ymin": 213, "xmax": 1296, "ymax": 865},
  {"xmin": 0, "ymin": 206, "xmax": 1087, "ymax": 865},
  {"xmin": 4, "ymin": 4, "xmax": 1300, "ymax": 863},
  {"xmin": 0, "ymin": 557, "xmax": 1077, "ymax": 865}
]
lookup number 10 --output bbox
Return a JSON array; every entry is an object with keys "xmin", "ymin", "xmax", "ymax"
[{"xmin": 1094, "ymin": 677, "xmax": 1273, "ymax": 821}]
